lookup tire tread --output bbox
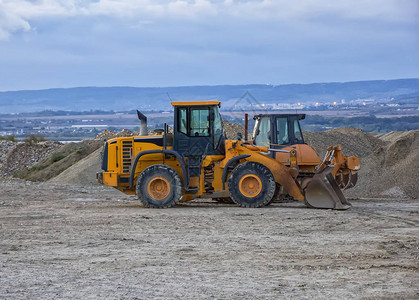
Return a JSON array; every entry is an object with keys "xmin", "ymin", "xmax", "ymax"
[{"xmin": 136, "ymin": 164, "xmax": 182, "ymax": 208}]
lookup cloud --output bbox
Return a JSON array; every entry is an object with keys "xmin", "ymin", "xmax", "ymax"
[
  {"xmin": 0, "ymin": 0, "xmax": 418, "ymax": 90},
  {"xmin": 0, "ymin": 2, "xmax": 30, "ymax": 40},
  {"xmin": 0, "ymin": 0, "xmax": 417, "ymax": 40}
]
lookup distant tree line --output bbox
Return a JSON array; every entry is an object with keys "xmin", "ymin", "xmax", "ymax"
[
  {"xmin": 0, "ymin": 109, "xmax": 167, "ymax": 118},
  {"xmin": 303, "ymin": 115, "xmax": 419, "ymax": 132}
]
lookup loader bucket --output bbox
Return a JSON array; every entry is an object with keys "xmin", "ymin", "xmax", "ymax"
[{"xmin": 304, "ymin": 166, "xmax": 351, "ymax": 210}]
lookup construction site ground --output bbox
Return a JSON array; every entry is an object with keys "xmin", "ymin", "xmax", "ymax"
[{"xmin": 1, "ymin": 179, "xmax": 417, "ymax": 299}]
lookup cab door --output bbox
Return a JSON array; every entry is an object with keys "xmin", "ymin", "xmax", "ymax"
[{"xmin": 174, "ymin": 106, "xmax": 213, "ymax": 156}]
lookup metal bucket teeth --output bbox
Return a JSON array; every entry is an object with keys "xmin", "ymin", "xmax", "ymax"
[{"xmin": 304, "ymin": 166, "xmax": 352, "ymax": 210}]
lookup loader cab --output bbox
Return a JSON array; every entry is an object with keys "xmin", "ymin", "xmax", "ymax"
[
  {"xmin": 172, "ymin": 101, "xmax": 225, "ymax": 157},
  {"xmin": 253, "ymin": 114, "xmax": 305, "ymax": 147}
]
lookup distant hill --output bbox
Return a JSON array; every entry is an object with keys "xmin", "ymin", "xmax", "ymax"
[{"xmin": 0, "ymin": 78, "xmax": 418, "ymax": 113}]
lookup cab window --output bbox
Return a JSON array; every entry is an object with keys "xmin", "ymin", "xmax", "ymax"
[
  {"xmin": 212, "ymin": 106, "xmax": 223, "ymax": 148},
  {"xmin": 178, "ymin": 108, "xmax": 188, "ymax": 135},
  {"xmin": 293, "ymin": 119, "xmax": 304, "ymax": 143},
  {"xmin": 276, "ymin": 117, "xmax": 289, "ymax": 144},
  {"xmin": 190, "ymin": 108, "xmax": 210, "ymax": 136}
]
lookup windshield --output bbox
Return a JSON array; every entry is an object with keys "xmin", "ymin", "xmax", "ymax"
[
  {"xmin": 253, "ymin": 117, "xmax": 271, "ymax": 146},
  {"xmin": 276, "ymin": 117, "xmax": 289, "ymax": 144},
  {"xmin": 190, "ymin": 107, "xmax": 210, "ymax": 136}
]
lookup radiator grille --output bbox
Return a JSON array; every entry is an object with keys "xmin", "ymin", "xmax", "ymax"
[{"xmin": 121, "ymin": 140, "xmax": 133, "ymax": 173}]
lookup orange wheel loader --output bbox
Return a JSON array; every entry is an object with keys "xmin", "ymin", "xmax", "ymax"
[{"xmin": 251, "ymin": 113, "xmax": 360, "ymax": 209}]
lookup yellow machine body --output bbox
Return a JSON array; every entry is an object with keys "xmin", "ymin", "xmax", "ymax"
[{"xmin": 99, "ymin": 137, "xmax": 305, "ymax": 201}]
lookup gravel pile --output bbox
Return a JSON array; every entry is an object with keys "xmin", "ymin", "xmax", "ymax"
[
  {"xmin": 0, "ymin": 141, "xmax": 16, "ymax": 176},
  {"xmin": 94, "ymin": 129, "xmax": 134, "ymax": 140},
  {"xmin": 94, "ymin": 128, "xmax": 172, "ymax": 141},
  {"xmin": 222, "ymin": 120, "xmax": 250, "ymax": 140},
  {"xmin": 305, "ymin": 128, "xmax": 419, "ymax": 199},
  {"xmin": 0, "ymin": 141, "xmax": 62, "ymax": 177},
  {"xmin": 17, "ymin": 139, "xmax": 103, "ymax": 182},
  {"xmin": 378, "ymin": 130, "xmax": 419, "ymax": 199},
  {"xmin": 304, "ymin": 128, "xmax": 383, "ymax": 158},
  {"xmin": 49, "ymin": 148, "xmax": 103, "ymax": 186},
  {"xmin": 94, "ymin": 129, "xmax": 115, "ymax": 140}
]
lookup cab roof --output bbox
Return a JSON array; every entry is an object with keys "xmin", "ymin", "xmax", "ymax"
[
  {"xmin": 171, "ymin": 101, "xmax": 221, "ymax": 107},
  {"xmin": 254, "ymin": 113, "xmax": 306, "ymax": 120}
]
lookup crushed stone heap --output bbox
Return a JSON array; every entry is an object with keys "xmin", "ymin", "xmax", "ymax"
[
  {"xmin": 305, "ymin": 128, "xmax": 419, "ymax": 199},
  {"xmin": 0, "ymin": 141, "xmax": 62, "ymax": 177}
]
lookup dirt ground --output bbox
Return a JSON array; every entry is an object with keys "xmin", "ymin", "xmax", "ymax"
[{"xmin": 0, "ymin": 179, "xmax": 418, "ymax": 299}]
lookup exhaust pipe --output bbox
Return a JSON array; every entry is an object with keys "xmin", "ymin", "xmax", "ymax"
[
  {"xmin": 136, "ymin": 110, "xmax": 148, "ymax": 136},
  {"xmin": 244, "ymin": 113, "xmax": 248, "ymax": 141}
]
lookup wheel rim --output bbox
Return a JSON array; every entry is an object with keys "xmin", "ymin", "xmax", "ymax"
[
  {"xmin": 239, "ymin": 174, "xmax": 262, "ymax": 198},
  {"xmin": 147, "ymin": 177, "xmax": 170, "ymax": 200}
]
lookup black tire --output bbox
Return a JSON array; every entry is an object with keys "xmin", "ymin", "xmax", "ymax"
[
  {"xmin": 227, "ymin": 162, "xmax": 276, "ymax": 208},
  {"xmin": 136, "ymin": 164, "xmax": 182, "ymax": 208},
  {"xmin": 265, "ymin": 184, "xmax": 282, "ymax": 206}
]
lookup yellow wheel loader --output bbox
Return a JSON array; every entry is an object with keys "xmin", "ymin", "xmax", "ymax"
[{"xmin": 97, "ymin": 101, "xmax": 359, "ymax": 209}]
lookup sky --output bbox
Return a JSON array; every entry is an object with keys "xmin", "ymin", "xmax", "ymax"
[{"xmin": 0, "ymin": 0, "xmax": 418, "ymax": 91}]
